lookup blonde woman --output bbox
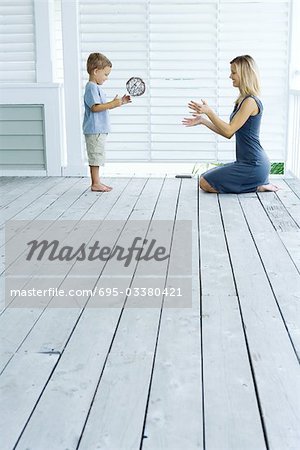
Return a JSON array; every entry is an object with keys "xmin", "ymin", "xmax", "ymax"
[{"xmin": 183, "ymin": 55, "xmax": 278, "ymax": 193}]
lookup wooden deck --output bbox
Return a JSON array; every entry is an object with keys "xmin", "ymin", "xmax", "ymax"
[{"xmin": 0, "ymin": 175, "xmax": 300, "ymax": 450}]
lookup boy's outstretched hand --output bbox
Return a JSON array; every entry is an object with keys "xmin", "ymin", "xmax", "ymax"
[
  {"xmin": 121, "ymin": 94, "xmax": 132, "ymax": 105},
  {"xmin": 111, "ymin": 94, "xmax": 132, "ymax": 109}
]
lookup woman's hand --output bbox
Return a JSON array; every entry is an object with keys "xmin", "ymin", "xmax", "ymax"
[
  {"xmin": 188, "ymin": 99, "xmax": 212, "ymax": 116},
  {"xmin": 182, "ymin": 115, "xmax": 203, "ymax": 127}
]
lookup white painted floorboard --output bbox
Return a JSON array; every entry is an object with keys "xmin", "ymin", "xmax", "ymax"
[
  {"xmin": 0, "ymin": 176, "xmax": 299, "ymax": 450},
  {"xmin": 200, "ymin": 192, "xmax": 266, "ymax": 450}
]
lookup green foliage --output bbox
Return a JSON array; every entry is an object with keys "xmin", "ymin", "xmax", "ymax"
[
  {"xmin": 192, "ymin": 163, "xmax": 210, "ymax": 175},
  {"xmin": 270, "ymin": 162, "xmax": 284, "ymax": 175},
  {"xmin": 192, "ymin": 163, "xmax": 200, "ymax": 175},
  {"xmin": 192, "ymin": 162, "xmax": 284, "ymax": 176}
]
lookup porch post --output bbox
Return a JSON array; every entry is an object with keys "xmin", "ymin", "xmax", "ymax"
[
  {"xmin": 33, "ymin": 0, "xmax": 55, "ymax": 82},
  {"xmin": 61, "ymin": 0, "xmax": 86, "ymax": 176},
  {"xmin": 33, "ymin": 0, "xmax": 63, "ymax": 176}
]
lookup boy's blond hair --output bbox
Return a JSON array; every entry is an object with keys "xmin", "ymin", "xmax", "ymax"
[
  {"xmin": 86, "ymin": 52, "xmax": 112, "ymax": 74},
  {"xmin": 230, "ymin": 55, "xmax": 261, "ymax": 105}
]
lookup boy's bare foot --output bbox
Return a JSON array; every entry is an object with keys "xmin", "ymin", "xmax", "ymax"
[
  {"xmin": 91, "ymin": 183, "xmax": 112, "ymax": 192},
  {"xmin": 101, "ymin": 182, "xmax": 113, "ymax": 191},
  {"xmin": 257, "ymin": 183, "xmax": 279, "ymax": 192}
]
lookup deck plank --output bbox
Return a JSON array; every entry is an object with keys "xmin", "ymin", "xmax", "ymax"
[
  {"xmin": 200, "ymin": 192, "xmax": 266, "ymax": 450},
  {"xmin": 239, "ymin": 194, "xmax": 300, "ymax": 359},
  {"xmin": 0, "ymin": 177, "xmax": 81, "ymax": 272},
  {"xmin": 77, "ymin": 178, "xmax": 182, "ymax": 449},
  {"xmin": 0, "ymin": 352, "xmax": 59, "ymax": 450},
  {"xmin": 10, "ymin": 178, "xmax": 149, "ymax": 449},
  {"xmin": 257, "ymin": 191, "xmax": 299, "ymax": 232},
  {"xmin": 0, "ymin": 178, "xmax": 132, "ymax": 372},
  {"xmin": 219, "ymin": 194, "xmax": 300, "ymax": 450},
  {"xmin": 0, "ymin": 176, "xmax": 18, "ymax": 187},
  {"xmin": 141, "ymin": 179, "xmax": 204, "ymax": 449},
  {"xmin": 258, "ymin": 184, "xmax": 300, "ymax": 278},
  {"xmin": 0, "ymin": 177, "xmax": 93, "ymax": 313},
  {"xmin": 0, "ymin": 176, "xmax": 299, "ymax": 450},
  {"xmin": 0, "ymin": 177, "xmax": 48, "ymax": 208},
  {"xmin": 200, "ymin": 192, "xmax": 236, "ymax": 297},
  {"xmin": 0, "ymin": 177, "xmax": 90, "ymax": 313},
  {"xmin": 285, "ymin": 177, "xmax": 300, "ymax": 199},
  {"xmin": 0, "ymin": 177, "xmax": 95, "ymax": 292},
  {"xmin": 0, "ymin": 177, "xmax": 62, "ymax": 226},
  {"xmin": 274, "ymin": 180, "xmax": 300, "ymax": 227},
  {"xmin": 278, "ymin": 231, "xmax": 300, "ymax": 272}
]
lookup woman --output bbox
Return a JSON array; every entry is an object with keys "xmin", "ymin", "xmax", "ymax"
[{"xmin": 183, "ymin": 55, "xmax": 278, "ymax": 193}]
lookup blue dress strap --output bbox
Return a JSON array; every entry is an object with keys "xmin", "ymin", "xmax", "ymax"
[{"xmin": 236, "ymin": 95, "xmax": 261, "ymax": 114}]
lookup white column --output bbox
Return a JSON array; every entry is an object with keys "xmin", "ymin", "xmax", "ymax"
[
  {"xmin": 286, "ymin": 0, "xmax": 300, "ymax": 177},
  {"xmin": 34, "ymin": 0, "xmax": 55, "ymax": 82},
  {"xmin": 33, "ymin": 0, "xmax": 63, "ymax": 176},
  {"xmin": 61, "ymin": 0, "xmax": 86, "ymax": 176},
  {"xmin": 289, "ymin": 0, "xmax": 300, "ymax": 89}
]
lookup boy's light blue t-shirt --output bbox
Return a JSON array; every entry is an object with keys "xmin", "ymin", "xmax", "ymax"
[{"xmin": 83, "ymin": 82, "xmax": 111, "ymax": 134}]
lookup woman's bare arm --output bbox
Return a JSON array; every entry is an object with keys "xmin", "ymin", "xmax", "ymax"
[
  {"xmin": 200, "ymin": 118, "xmax": 229, "ymax": 138},
  {"xmin": 189, "ymin": 97, "xmax": 258, "ymax": 139}
]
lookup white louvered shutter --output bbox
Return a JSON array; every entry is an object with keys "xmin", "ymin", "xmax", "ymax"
[
  {"xmin": 78, "ymin": 0, "xmax": 290, "ymax": 163},
  {"xmin": 150, "ymin": 0, "xmax": 218, "ymax": 161},
  {"xmin": 0, "ymin": 0, "xmax": 36, "ymax": 82},
  {"xmin": 218, "ymin": 0, "xmax": 291, "ymax": 162},
  {"xmin": 79, "ymin": 0, "xmax": 149, "ymax": 161}
]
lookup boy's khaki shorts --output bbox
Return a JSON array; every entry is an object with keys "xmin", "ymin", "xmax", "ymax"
[{"xmin": 85, "ymin": 133, "xmax": 107, "ymax": 166}]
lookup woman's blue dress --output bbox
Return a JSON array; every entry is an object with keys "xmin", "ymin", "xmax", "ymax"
[{"xmin": 202, "ymin": 95, "xmax": 270, "ymax": 193}]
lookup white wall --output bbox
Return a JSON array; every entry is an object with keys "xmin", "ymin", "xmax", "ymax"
[{"xmin": 0, "ymin": 0, "xmax": 64, "ymax": 176}]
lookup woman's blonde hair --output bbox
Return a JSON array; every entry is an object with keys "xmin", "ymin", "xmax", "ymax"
[
  {"xmin": 86, "ymin": 52, "xmax": 112, "ymax": 74},
  {"xmin": 230, "ymin": 55, "xmax": 261, "ymax": 105}
]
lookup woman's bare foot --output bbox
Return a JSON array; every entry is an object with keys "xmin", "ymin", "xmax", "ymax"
[
  {"xmin": 91, "ymin": 183, "xmax": 112, "ymax": 192},
  {"xmin": 257, "ymin": 183, "xmax": 279, "ymax": 192}
]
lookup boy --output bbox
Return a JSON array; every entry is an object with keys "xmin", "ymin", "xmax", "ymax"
[{"xmin": 83, "ymin": 52, "xmax": 131, "ymax": 192}]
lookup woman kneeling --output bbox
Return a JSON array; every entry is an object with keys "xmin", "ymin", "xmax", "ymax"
[{"xmin": 183, "ymin": 55, "xmax": 278, "ymax": 194}]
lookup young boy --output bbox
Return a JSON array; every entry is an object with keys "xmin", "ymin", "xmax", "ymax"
[{"xmin": 83, "ymin": 52, "xmax": 131, "ymax": 192}]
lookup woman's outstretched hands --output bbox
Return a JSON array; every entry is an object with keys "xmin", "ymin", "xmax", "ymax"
[
  {"xmin": 188, "ymin": 99, "xmax": 211, "ymax": 115},
  {"xmin": 182, "ymin": 115, "xmax": 203, "ymax": 127},
  {"xmin": 183, "ymin": 98, "xmax": 212, "ymax": 127}
]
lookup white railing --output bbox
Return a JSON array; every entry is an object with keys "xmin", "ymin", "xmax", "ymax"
[{"xmin": 287, "ymin": 89, "xmax": 300, "ymax": 178}]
